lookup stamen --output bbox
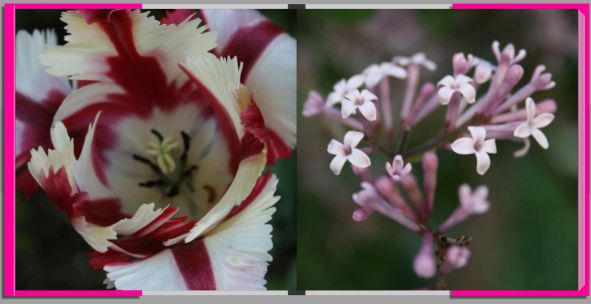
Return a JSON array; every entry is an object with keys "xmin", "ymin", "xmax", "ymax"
[
  {"xmin": 138, "ymin": 179, "xmax": 165, "ymax": 188},
  {"xmin": 180, "ymin": 131, "xmax": 191, "ymax": 165},
  {"xmin": 132, "ymin": 154, "xmax": 162, "ymax": 174},
  {"xmin": 166, "ymin": 185, "xmax": 180, "ymax": 197},
  {"xmin": 150, "ymin": 129, "xmax": 164, "ymax": 142}
]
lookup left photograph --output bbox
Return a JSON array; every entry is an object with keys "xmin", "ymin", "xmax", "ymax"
[{"xmin": 14, "ymin": 9, "xmax": 296, "ymax": 290}]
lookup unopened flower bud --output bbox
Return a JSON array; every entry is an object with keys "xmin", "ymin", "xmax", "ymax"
[
  {"xmin": 352, "ymin": 207, "xmax": 374, "ymax": 222},
  {"xmin": 505, "ymin": 64, "xmax": 524, "ymax": 86},
  {"xmin": 413, "ymin": 234, "xmax": 436, "ymax": 278}
]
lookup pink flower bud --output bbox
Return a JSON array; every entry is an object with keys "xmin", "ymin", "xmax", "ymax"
[
  {"xmin": 352, "ymin": 207, "xmax": 374, "ymax": 222},
  {"xmin": 446, "ymin": 245, "xmax": 471, "ymax": 269},
  {"xmin": 452, "ymin": 52, "xmax": 473, "ymax": 75},
  {"xmin": 505, "ymin": 64, "xmax": 524, "ymax": 86},
  {"xmin": 413, "ymin": 234, "xmax": 436, "ymax": 278}
]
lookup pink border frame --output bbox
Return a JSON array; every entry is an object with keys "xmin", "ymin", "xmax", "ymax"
[
  {"xmin": 2, "ymin": 2, "xmax": 589, "ymax": 299},
  {"xmin": 3, "ymin": 2, "xmax": 142, "ymax": 298},
  {"xmin": 451, "ymin": 2, "xmax": 590, "ymax": 298}
]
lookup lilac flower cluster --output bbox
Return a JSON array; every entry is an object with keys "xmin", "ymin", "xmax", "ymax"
[{"xmin": 303, "ymin": 41, "xmax": 557, "ymax": 285}]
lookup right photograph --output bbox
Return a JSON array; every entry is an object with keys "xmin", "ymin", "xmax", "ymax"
[{"xmin": 297, "ymin": 9, "xmax": 578, "ymax": 290}]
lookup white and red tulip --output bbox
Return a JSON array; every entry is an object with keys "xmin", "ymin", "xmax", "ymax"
[{"xmin": 25, "ymin": 9, "xmax": 295, "ymax": 290}]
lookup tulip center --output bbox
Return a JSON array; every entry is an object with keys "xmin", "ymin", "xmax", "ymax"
[{"xmin": 132, "ymin": 129, "xmax": 197, "ymax": 198}]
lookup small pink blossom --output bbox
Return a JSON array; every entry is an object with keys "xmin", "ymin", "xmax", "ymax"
[
  {"xmin": 513, "ymin": 97, "xmax": 555, "ymax": 149},
  {"xmin": 341, "ymin": 89, "xmax": 378, "ymax": 121},
  {"xmin": 363, "ymin": 62, "xmax": 407, "ymax": 88},
  {"xmin": 437, "ymin": 74, "xmax": 476, "ymax": 105},
  {"xmin": 302, "ymin": 90, "xmax": 325, "ymax": 117},
  {"xmin": 385, "ymin": 155, "xmax": 412, "ymax": 181},
  {"xmin": 326, "ymin": 75, "xmax": 365, "ymax": 107},
  {"xmin": 451, "ymin": 126, "xmax": 497, "ymax": 175},
  {"xmin": 327, "ymin": 131, "xmax": 371, "ymax": 175},
  {"xmin": 492, "ymin": 41, "xmax": 526, "ymax": 64},
  {"xmin": 459, "ymin": 184, "xmax": 490, "ymax": 214},
  {"xmin": 445, "ymin": 246, "xmax": 471, "ymax": 269},
  {"xmin": 393, "ymin": 52, "xmax": 437, "ymax": 71}
]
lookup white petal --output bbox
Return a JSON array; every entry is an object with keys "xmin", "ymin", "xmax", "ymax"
[
  {"xmin": 200, "ymin": 9, "xmax": 264, "ymax": 51},
  {"xmin": 513, "ymin": 122, "xmax": 532, "ymax": 138},
  {"xmin": 204, "ymin": 175, "xmax": 279, "ymax": 290},
  {"xmin": 402, "ymin": 163, "xmax": 413, "ymax": 175},
  {"xmin": 475, "ymin": 151, "xmax": 491, "ymax": 175},
  {"xmin": 451, "ymin": 138, "xmax": 476, "ymax": 155},
  {"xmin": 181, "ymin": 54, "xmax": 244, "ymax": 138},
  {"xmin": 438, "ymin": 75, "xmax": 455, "ymax": 87},
  {"xmin": 513, "ymin": 138, "xmax": 531, "ymax": 158},
  {"xmin": 184, "ymin": 153, "xmax": 266, "ymax": 242},
  {"xmin": 340, "ymin": 100, "xmax": 357, "ymax": 118},
  {"xmin": 245, "ymin": 34, "xmax": 297, "ymax": 147},
  {"xmin": 325, "ymin": 92, "xmax": 340, "ymax": 107},
  {"xmin": 71, "ymin": 217, "xmax": 116, "ymax": 253},
  {"xmin": 468, "ymin": 126, "xmax": 487, "ymax": 143},
  {"xmin": 474, "ymin": 63, "xmax": 493, "ymax": 84},
  {"xmin": 42, "ymin": 10, "xmax": 216, "ymax": 83},
  {"xmin": 531, "ymin": 128, "xmax": 549, "ymax": 149},
  {"xmin": 382, "ymin": 63, "xmax": 408, "ymax": 78},
  {"xmin": 525, "ymin": 97, "xmax": 536, "ymax": 122},
  {"xmin": 347, "ymin": 74, "xmax": 365, "ymax": 89},
  {"xmin": 16, "ymin": 30, "xmax": 70, "ymax": 101},
  {"xmin": 437, "ymin": 87, "xmax": 454, "ymax": 105},
  {"xmin": 358, "ymin": 101, "xmax": 377, "ymax": 121},
  {"xmin": 360, "ymin": 89, "xmax": 378, "ymax": 102},
  {"xmin": 481, "ymin": 139, "xmax": 497, "ymax": 154},
  {"xmin": 330, "ymin": 155, "xmax": 348, "ymax": 175},
  {"xmin": 113, "ymin": 203, "xmax": 169, "ymax": 236},
  {"xmin": 459, "ymin": 83, "xmax": 476, "ymax": 104},
  {"xmin": 344, "ymin": 131, "xmax": 365, "ymax": 148},
  {"xmin": 327, "ymin": 139, "xmax": 345, "ymax": 156},
  {"xmin": 105, "ymin": 249, "xmax": 188, "ymax": 290},
  {"xmin": 348, "ymin": 149, "xmax": 371, "ymax": 168},
  {"xmin": 532, "ymin": 113, "xmax": 554, "ymax": 129}
]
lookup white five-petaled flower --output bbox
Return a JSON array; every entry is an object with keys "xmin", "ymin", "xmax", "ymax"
[
  {"xmin": 363, "ymin": 62, "xmax": 407, "ymax": 88},
  {"xmin": 341, "ymin": 89, "xmax": 378, "ymax": 121},
  {"xmin": 451, "ymin": 126, "xmax": 497, "ymax": 175},
  {"xmin": 326, "ymin": 75, "xmax": 365, "ymax": 107},
  {"xmin": 437, "ymin": 74, "xmax": 476, "ymax": 105},
  {"xmin": 327, "ymin": 131, "xmax": 371, "ymax": 175},
  {"xmin": 513, "ymin": 97, "xmax": 555, "ymax": 149},
  {"xmin": 458, "ymin": 184, "xmax": 490, "ymax": 214},
  {"xmin": 393, "ymin": 52, "xmax": 437, "ymax": 71},
  {"xmin": 385, "ymin": 155, "xmax": 412, "ymax": 181}
]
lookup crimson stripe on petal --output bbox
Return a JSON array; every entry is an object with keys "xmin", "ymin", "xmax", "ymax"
[
  {"xmin": 89, "ymin": 249, "xmax": 134, "ymax": 270},
  {"xmin": 150, "ymin": 217, "xmax": 196, "ymax": 241},
  {"xmin": 171, "ymin": 239, "xmax": 216, "ymax": 290},
  {"xmin": 180, "ymin": 64, "xmax": 241, "ymax": 173},
  {"xmin": 134, "ymin": 207, "xmax": 179, "ymax": 237},
  {"xmin": 160, "ymin": 9, "xmax": 195, "ymax": 25},
  {"xmin": 220, "ymin": 20, "xmax": 282, "ymax": 82}
]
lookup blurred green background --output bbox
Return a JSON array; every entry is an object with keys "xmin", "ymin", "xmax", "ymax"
[
  {"xmin": 297, "ymin": 9, "xmax": 578, "ymax": 290},
  {"xmin": 15, "ymin": 9, "xmax": 296, "ymax": 290}
]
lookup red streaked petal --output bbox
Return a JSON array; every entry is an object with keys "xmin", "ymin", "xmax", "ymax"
[
  {"xmin": 172, "ymin": 239, "xmax": 216, "ymax": 290},
  {"xmin": 160, "ymin": 9, "xmax": 195, "ymax": 25},
  {"xmin": 220, "ymin": 20, "xmax": 282, "ymax": 81}
]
